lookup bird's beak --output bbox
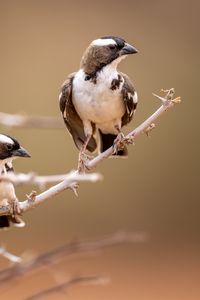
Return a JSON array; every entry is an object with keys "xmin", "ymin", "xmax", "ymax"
[
  {"xmin": 120, "ymin": 43, "xmax": 138, "ymax": 55},
  {"xmin": 12, "ymin": 147, "xmax": 31, "ymax": 158}
]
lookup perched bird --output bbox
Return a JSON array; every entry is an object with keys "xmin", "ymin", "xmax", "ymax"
[
  {"xmin": 59, "ymin": 36, "xmax": 138, "ymax": 171},
  {"xmin": 0, "ymin": 134, "xmax": 30, "ymax": 228}
]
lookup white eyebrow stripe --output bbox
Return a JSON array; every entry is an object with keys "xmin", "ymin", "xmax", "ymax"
[
  {"xmin": 0, "ymin": 134, "xmax": 14, "ymax": 144},
  {"xmin": 91, "ymin": 38, "xmax": 116, "ymax": 47}
]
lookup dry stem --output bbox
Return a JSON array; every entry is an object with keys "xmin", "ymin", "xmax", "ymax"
[
  {"xmin": 0, "ymin": 89, "xmax": 181, "ymax": 217},
  {"xmin": 25, "ymin": 275, "xmax": 108, "ymax": 300},
  {"xmin": 0, "ymin": 232, "xmax": 147, "ymax": 285},
  {"xmin": 0, "ymin": 112, "xmax": 63, "ymax": 129}
]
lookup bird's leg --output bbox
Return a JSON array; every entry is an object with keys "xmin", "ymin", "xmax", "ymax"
[
  {"xmin": 113, "ymin": 125, "xmax": 134, "ymax": 154},
  {"xmin": 78, "ymin": 134, "xmax": 92, "ymax": 173},
  {"xmin": 113, "ymin": 127, "xmax": 125, "ymax": 154}
]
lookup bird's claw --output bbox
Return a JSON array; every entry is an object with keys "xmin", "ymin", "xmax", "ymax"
[
  {"xmin": 78, "ymin": 152, "xmax": 91, "ymax": 173},
  {"xmin": 10, "ymin": 198, "xmax": 25, "ymax": 227},
  {"xmin": 114, "ymin": 133, "xmax": 134, "ymax": 154},
  {"xmin": 123, "ymin": 135, "xmax": 135, "ymax": 145},
  {"xmin": 114, "ymin": 132, "xmax": 125, "ymax": 151},
  {"xmin": 10, "ymin": 198, "xmax": 21, "ymax": 216}
]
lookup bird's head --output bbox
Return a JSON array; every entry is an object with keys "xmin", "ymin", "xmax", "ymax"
[
  {"xmin": 81, "ymin": 36, "xmax": 138, "ymax": 76},
  {"xmin": 0, "ymin": 134, "xmax": 30, "ymax": 161}
]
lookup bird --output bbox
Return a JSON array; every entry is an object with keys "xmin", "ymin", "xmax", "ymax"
[
  {"xmin": 59, "ymin": 36, "xmax": 138, "ymax": 171},
  {"xmin": 0, "ymin": 134, "xmax": 30, "ymax": 228}
]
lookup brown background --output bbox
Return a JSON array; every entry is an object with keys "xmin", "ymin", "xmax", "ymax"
[{"xmin": 0, "ymin": 0, "xmax": 199, "ymax": 299}]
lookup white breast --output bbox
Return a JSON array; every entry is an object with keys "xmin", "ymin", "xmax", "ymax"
[{"xmin": 72, "ymin": 68, "xmax": 125, "ymax": 134}]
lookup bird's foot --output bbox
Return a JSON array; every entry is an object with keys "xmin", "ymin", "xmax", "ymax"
[
  {"xmin": 10, "ymin": 198, "xmax": 21, "ymax": 216},
  {"xmin": 123, "ymin": 135, "xmax": 135, "ymax": 145},
  {"xmin": 78, "ymin": 152, "xmax": 91, "ymax": 173},
  {"xmin": 10, "ymin": 198, "xmax": 25, "ymax": 227},
  {"xmin": 113, "ymin": 133, "xmax": 134, "ymax": 154},
  {"xmin": 113, "ymin": 132, "xmax": 125, "ymax": 154}
]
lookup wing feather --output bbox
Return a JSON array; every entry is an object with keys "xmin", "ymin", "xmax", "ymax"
[
  {"xmin": 120, "ymin": 72, "xmax": 138, "ymax": 127},
  {"xmin": 59, "ymin": 73, "xmax": 97, "ymax": 152}
]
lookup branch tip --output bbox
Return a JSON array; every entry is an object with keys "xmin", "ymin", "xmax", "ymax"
[
  {"xmin": 171, "ymin": 96, "xmax": 181, "ymax": 104},
  {"xmin": 152, "ymin": 93, "xmax": 167, "ymax": 104}
]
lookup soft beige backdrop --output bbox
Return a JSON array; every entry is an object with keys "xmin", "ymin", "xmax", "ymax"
[{"xmin": 0, "ymin": 0, "xmax": 199, "ymax": 299}]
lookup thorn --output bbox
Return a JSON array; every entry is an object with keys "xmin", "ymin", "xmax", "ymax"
[
  {"xmin": 69, "ymin": 183, "xmax": 79, "ymax": 197},
  {"xmin": 152, "ymin": 93, "xmax": 167, "ymax": 104},
  {"xmin": 26, "ymin": 191, "xmax": 37, "ymax": 203},
  {"xmin": 144, "ymin": 123, "xmax": 156, "ymax": 136}
]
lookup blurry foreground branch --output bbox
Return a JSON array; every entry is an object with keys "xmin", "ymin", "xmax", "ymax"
[
  {"xmin": 26, "ymin": 275, "xmax": 108, "ymax": 300},
  {"xmin": 0, "ymin": 112, "xmax": 63, "ymax": 129},
  {"xmin": 0, "ymin": 89, "xmax": 181, "ymax": 217},
  {"xmin": 0, "ymin": 232, "xmax": 147, "ymax": 285}
]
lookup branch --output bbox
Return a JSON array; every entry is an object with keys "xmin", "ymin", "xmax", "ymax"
[
  {"xmin": 0, "ymin": 89, "xmax": 181, "ymax": 217},
  {"xmin": 0, "ymin": 112, "xmax": 63, "ymax": 129},
  {"xmin": 25, "ymin": 275, "xmax": 108, "ymax": 300},
  {"xmin": 0, "ymin": 232, "xmax": 148, "ymax": 285},
  {"xmin": 87, "ymin": 88, "xmax": 181, "ymax": 169},
  {"xmin": 0, "ymin": 172, "xmax": 101, "ymax": 187},
  {"xmin": 0, "ymin": 172, "xmax": 102, "ymax": 215}
]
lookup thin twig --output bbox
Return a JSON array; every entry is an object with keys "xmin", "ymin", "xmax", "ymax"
[
  {"xmin": 0, "ymin": 172, "xmax": 102, "ymax": 215},
  {"xmin": 87, "ymin": 88, "xmax": 181, "ymax": 169},
  {"xmin": 0, "ymin": 112, "xmax": 63, "ymax": 129},
  {"xmin": 0, "ymin": 89, "xmax": 181, "ymax": 216},
  {"xmin": 0, "ymin": 232, "xmax": 148, "ymax": 285},
  {"xmin": 25, "ymin": 275, "xmax": 108, "ymax": 300}
]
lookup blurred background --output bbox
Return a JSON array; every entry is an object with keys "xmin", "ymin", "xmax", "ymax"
[{"xmin": 0, "ymin": 0, "xmax": 199, "ymax": 299}]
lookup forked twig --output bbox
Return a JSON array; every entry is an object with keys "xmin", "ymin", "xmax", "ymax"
[{"xmin": 0, "ymin": 89, "xmax": 181, "ymax": 217}]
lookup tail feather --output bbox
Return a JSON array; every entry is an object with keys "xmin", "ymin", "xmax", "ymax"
[
  {"xmin": 0, "ymin": 215, "xmax": 25, "ymax": 229},
  {"xmin": 99, "ymin": 131, "xmax": 128, "ymax": 156},
  {"xmin": 0, "ymin": 216, "xmax": 10, "ymax": 228}
]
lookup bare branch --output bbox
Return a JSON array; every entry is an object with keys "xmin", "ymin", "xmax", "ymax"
[
  {"xmin": 87, "ymin": 88, "xmax": 181, "ymax": 169},
  {"xmin": 0, "ymin": 112, "xmax": 63, "ymax": 129},
  {"xmin": 0, "ymin": 172, "xmax": 102, "ymax": 215},
  {"xmin": 25, "ymin": 275, "xmax": 108, "ymax": 300},
  {"xmin": 0, "ymin": 232, "xmax": 148, "ymax": 285},
  {"xmin": 0, "ymin": 89, "xmax": 181, "ymax": 217},
  {"xmin": 0, "ymin": 172, "xmax": 101, "ymax": 187}
]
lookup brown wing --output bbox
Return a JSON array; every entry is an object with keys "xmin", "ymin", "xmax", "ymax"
[
  {"xmin": 59, "ymin": 73, "xmax": 97, "ymax": 152},
  {"xmin": 120, "ymin": 72, "xmax": 138, "ymax": 127}
]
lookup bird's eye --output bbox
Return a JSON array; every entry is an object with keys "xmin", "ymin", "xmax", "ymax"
[
  {"xmin": 109, "ymin": 44, "xmax": 116, "ymax": 50},
  {"xmin": 6, "ymin": 144, "xmax": 13, "ymax": 151}
]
